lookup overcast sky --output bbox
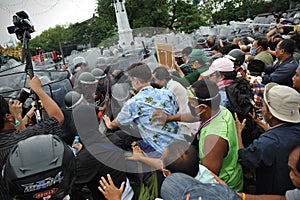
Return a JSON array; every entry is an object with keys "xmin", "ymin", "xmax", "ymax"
[{"xmin": 0, "ymin": 0, "xmax": 97, "ymax": 47}]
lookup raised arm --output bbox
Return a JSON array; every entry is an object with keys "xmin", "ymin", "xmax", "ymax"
[{"xmin": 28, "ymin": 76, "xmax": 64, "ymax": 125}]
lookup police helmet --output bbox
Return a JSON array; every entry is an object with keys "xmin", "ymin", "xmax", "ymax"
[
  {"xmin": 91, "ymin": 68, "xmax": 106, "ymax": 80},
  {"xmin": 64, "ymin": 91, "xmax": 84, "ymax": 109},
  {"xmin": 77, "ymin": 72, "xmax": 98, "ymax": 85},
  {"xmin": 73, "ymin": 56, "xmax": 87, "ymax": 68},
  {"xmin": 3, "ymin": 134, "xmax": 76, "ymax": 200}
]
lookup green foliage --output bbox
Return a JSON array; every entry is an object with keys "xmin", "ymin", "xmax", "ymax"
[
  {"xmin": 200, "ymin": 0, "xmax": 290, "ymax": 24},
  {"xmin": 30, "ymin": 25, "xmax": 73, "ymax": 54},
  {"xmin": 125, "ymin": 0, "xmax": 169, "ymax": 28},
  {"xmin": 170, "ymin": 0, "xmax": 207, "ymax": 33}
]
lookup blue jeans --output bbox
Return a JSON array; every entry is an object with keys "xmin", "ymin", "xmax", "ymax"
[{"xmin": 161, "ymin": 173, "xmax": 241, "ymax": 200}]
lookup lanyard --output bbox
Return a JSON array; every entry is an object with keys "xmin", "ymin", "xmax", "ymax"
[{"xmin": 196, "ymin": 108, "xmax": 221, "ymax": 140}]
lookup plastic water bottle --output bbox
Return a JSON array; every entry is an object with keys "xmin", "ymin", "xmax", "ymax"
[{"xmin": 72, "ymin": 136, "xmax": 80, "ymax": 156}]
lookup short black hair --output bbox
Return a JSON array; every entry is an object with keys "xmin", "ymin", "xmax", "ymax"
[
  {"xmin": 0, "ymin": 96, "xmax": 9, "ymax": 130},
  {"xmin": 153, "ymin": 66, "xmax": 171, "ymax": 82},
  {"xmin": 220, "ymin": 71, "xmax": 237, "ymax": 80},
  {"xmin": 248, "ymin": 59, "xmax": 265, "ymax": 74},
  {"xmin": 127, "ymin": 62, "xmax": 152, "ymax": 83},
  {"xmin": 256, "ymin": 37, "xmax": 269, "ymax": 51},
  {"xmin": 182, "ymin": 46, "xmax": 193, "ymax": 56},
  {"xmin": 278, "ymin": 39, "xmax": 296, "ymax": 55},
  {"xmin": 192, "ymin": 80, "xmax": 221, "ymax": 111},
  {"xmin": 219, "ymin": 44, "xmax": 239, "ymax": 55},
  {"xmin": 164, "ymin": 140, "xmax": 199, "ymax": 177}
]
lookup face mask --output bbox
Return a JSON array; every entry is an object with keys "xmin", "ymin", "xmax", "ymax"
[
  {"xmin": 6, "ymin": 117, "xmax": 20, "ymax": 128},
  {"xmin": 14, "ymin": 120, "xmax": 20, "ymax": 128},
  {"xmin": 188, "ymin": 102, "xmax": 205, "ymax": 117},
  {"xmin": 250, "ymin": 47, "xmax": 257, "ymax": 56}
]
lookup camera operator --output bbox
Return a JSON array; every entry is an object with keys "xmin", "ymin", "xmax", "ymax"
[{"xmin": 0, "ymin": 75, "xmax": 64, "ymax": 199}]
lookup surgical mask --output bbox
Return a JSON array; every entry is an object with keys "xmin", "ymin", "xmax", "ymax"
[
  {"xmin": 6, "ymin": 117, "xmax": 20, "ymax": 128},
  {"xmin": 188, "ymin": 102, "xmax": 204, "ymax": 117},
  {"xmin": 14, "ymin": 120, "xmax": 20, "ymax": 128},
  {"xmin": 250, "ymin": 47, "xmax": 257, "ymax": 56}
]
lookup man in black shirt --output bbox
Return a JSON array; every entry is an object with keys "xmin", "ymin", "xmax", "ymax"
[{"xmin": 0, "ymin": 75, "xmax": 64, "ymax": 200}]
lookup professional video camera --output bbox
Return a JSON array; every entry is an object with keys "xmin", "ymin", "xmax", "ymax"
[
  {"xmin": 7, "ymin": 11, "xmax": 42, "ymax": 122},
  {"xmin": 7, "ymin": 11, "xmax": 34, "ymax": 41}
]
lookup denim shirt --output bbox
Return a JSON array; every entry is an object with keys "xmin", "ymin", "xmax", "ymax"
[{"xmin": 117, "ymin": 86, "xmax": 184, "ymax": 153}]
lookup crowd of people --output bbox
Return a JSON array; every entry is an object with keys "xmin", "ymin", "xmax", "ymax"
[{"xmin": 1, "ymin": 11, "xmax": 300, "ymax": 200}]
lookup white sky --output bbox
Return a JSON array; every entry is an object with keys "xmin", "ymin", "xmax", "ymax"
[{"xmin": 0, "ymin": 0, "xmax": 98, "ymax": 47}]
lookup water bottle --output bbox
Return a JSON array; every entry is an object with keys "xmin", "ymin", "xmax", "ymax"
[{"xmin": 72, "ymin": 136, "xmax": 80, "ymax": 156}]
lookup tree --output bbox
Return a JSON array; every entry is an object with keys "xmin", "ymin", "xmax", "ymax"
[
  {"xmin": 198, "ymin": 0, "xmax": 287, "ymax": 24},
  {"xmin": 125, "ymin": 0, "xmax": 170, "ymax": 28},
  {"xmin": 94, "ymin": 0, "xmax": 117, "ymax": 45},
  {"xmin": 30, "ymin": 25, "xmax": 73, "ymax": 54},
  {"xmin": 169, "ymin": 0, "xmax": 207, "ymax": 33}
]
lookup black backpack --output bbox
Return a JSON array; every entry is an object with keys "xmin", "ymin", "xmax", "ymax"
[{"xmin": 225, "ymin": 78, "xmax": 264, "ymax": 147}]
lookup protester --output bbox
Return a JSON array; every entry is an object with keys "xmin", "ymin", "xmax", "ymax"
[
  {"xmin": 263, "ymin": 39, "xmax": 298, "ymax": 87},
  {"xmin": 225, "ymin": 48, "xmax": 247, "ymax": 78},
  {"xmin": 247, "ymin": 37, "xmax": 274, "ymax": 66},
  {"xmin": 200, "ymin": 57, "xmax": 236, "ymax": 107},
  {"xmin": 152, "ymin": 66, "xmax": 199, "ymax": 138},
  {"xmin": 236, "ymin": 83, "xmax": 300, "ymax": 195},
  {"xmin": 292, "ymin": 65, "xmax": 300, "ymax": 92},
  {"xmin": 177, "ymin": 46, "xmax": 193, "ymax": 76},
  {"xmin": 172, "ymin": 49, "xmax": 210, "ymax": 86},
  {"xmin": 161, "ymin": 173, "xmax": 241, "ymax": 200},
  {"xmin": 189, "ymin": 80, "xmax": 243, "ymax": 191},
  {"xmin": 246, "ymin": 59, "xmax": 265, "ymax": 120},
  {"xmin": 163, "ymin": 144, "xmax": 300, "ymax": 200}
]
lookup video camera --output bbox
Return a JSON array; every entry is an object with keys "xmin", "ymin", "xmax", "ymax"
[{"xmin": 7, "ymin": 11, "xmax": 34, "ymax": 41}]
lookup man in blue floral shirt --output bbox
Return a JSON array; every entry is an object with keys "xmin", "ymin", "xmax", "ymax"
[{"xmin": 103, "ymin": 62, "xmax": 185, "ymax": 154}]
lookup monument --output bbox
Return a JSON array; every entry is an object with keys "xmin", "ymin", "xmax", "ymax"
[{"xmin": 113, "ymin": 0, "xmax": 134, "ymax": 47}]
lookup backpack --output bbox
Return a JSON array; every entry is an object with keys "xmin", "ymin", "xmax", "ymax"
[{"xmin": 225, "ymin": 77, "xmax": 264, "ymax": 147}]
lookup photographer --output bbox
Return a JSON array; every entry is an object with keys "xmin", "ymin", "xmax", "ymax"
[{"xmin": 0, "ymin": 75, "xmax": 64, "ymax": 199}]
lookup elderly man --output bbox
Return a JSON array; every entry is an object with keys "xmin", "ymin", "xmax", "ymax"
[
  {"xmin": 263, "ymin": 39, "xmax": 298, "ymax": 87},
  {"xmin": 236, "ymin": 83, "xmax": 300, "ymax": 195}
]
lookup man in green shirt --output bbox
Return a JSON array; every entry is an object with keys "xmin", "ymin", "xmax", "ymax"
[
  {"xmin": 189, "ymin": 80, "xmax": 243, "ymax": 192},
  {"xmin": 247, "ymin": 37, "xmax": 274, "ymax": 66}
]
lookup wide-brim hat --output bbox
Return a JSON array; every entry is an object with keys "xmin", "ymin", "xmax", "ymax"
[{"xmin": 264, "ymin": 83, "xmax": 300, "ymax": 123}]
